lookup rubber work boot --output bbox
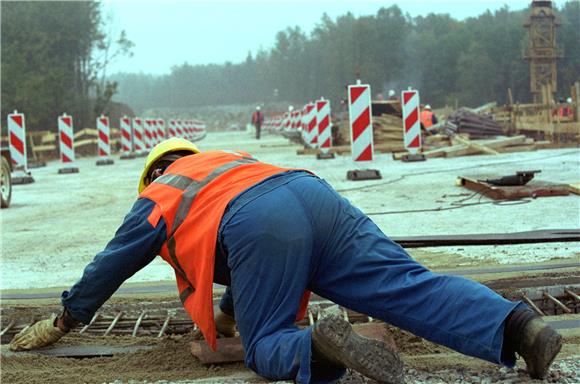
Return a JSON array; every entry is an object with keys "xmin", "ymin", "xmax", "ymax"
[
  {"xmin": 517, "ymin": 317, "xmax": 562, "ymax": 379},
  {"xmin": 311, "ymin": 314, "xmax": 404, "ymax": 384}
]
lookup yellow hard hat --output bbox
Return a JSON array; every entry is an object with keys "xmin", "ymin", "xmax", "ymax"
[{"xmin": 138, "ymin": 137, "xmax": 200, "ymax": 193}]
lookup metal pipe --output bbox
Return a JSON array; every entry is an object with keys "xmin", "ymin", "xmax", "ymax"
[
  {"xmin": 565, "ymin": 289, "xmax": 580, "ymax": 301},
  {"xmin": 157, "ymin": 314, "xmax": 171, "ymax": 338},
  {"xmin": 104, "ymin": 312, "xmax": 124, "ymax": 336},
  {"xmin": 79, "ymin": 313, "xmax": 100, "ymax": 334},
  {"xmin": 0, "ymin": 320, "xmax": 15, "ymax": 336},
  {"xmin": 543, "ymin": 292, "xmax": 572, "ymax": 314},
  {"xmin": 132, "ymin": 310, "xmax": 147, "ymax": 337},
  {"xmin": 308, "ymin": 310, "xmax": 314, "ymax": 326},
  {"xmin": 522, "ymin": 294, "xmax": 545, "ymax": 316}
]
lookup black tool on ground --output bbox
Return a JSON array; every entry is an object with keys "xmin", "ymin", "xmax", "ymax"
[
  {"xmin": 484, "ymin": 170, "xmax": 541, "ymax": 186},
  {"xmin": 347, "ymin": 169, "xmax": 382, "ymax": 181}
]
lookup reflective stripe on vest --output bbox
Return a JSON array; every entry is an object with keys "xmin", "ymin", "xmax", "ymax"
[{"xmin": 153, "ymin": 156, "xmax": 258, "ymax": 302}]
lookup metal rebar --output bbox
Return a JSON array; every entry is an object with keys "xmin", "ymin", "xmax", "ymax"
[
  {"xmin": 79, "ymin": 313, "xmax": 100, "ymax": 334},
  {"xmin": 522, "ymin": 294, "xmax": 545, "ymax": 316},
  {"xmin": 543, "ymin": 292, "xmax": 572, "ymax": 314},
  {"xmin": 132, "ymin": 310, "xmax": 147, "ymax": 337},
  {"xmin": 308, "ymin": 310, "xmax": 314, "ymax": 326},
  {"xmin": 0, "ymin": 320, "xmax": 15, "ymax": 336},
  {"xmin": 104, "ymin": 311, "xmax": 124, "ymax": 336},
  {"xmin": 157, "ymin": 314, "xmax": 171, "ymax": 338},
  {"xmin": 565, "ymin": 289, "xmax": 580, "ymax": 301}
]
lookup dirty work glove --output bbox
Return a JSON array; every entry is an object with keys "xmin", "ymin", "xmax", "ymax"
[
  {"xmin": 192, "ymin": 309, "xmax": 237, "ymax": 340},
  {"xmin": 9, "ymin": 315, "xmax": 66, "ymax": 351}
]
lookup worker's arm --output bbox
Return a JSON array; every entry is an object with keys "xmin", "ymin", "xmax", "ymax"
[
  {"xmin": 61, "ymin": 198, "xmax": 167, "ymax": 323},
  {"xmin": 10, "ymin": 198, "xmax": 166, "ymax": 351}
]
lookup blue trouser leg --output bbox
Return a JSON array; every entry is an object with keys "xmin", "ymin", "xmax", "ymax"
[
  {"xmin": 300, "ymin": 178, "xmax": 521, "ymax": 366},
  {"xmin": 221, "ymin": 179, "xmax": 338, "ymax": 383},
  {"xmin": 221, "ymin": 175, "xmax": 521, "ymax": 383}
]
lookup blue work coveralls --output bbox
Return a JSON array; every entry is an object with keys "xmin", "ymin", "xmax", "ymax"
[{"xmin": 62, "ymin": 170, "xmax": 521, "ymax": 383}]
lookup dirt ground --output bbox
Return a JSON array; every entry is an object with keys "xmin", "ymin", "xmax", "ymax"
[{"xmin": 1, "ymin": 130, "xmax": 579, "ymax": 383}]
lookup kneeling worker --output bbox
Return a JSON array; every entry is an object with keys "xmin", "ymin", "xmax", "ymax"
[{"xmin": 10, "ymin": 138, "xmax": 562, "ymax": 383}]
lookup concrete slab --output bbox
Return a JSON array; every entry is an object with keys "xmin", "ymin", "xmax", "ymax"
[{"xmin": 1, "ymin": 131, "xmax": 578, "ymax": 290}]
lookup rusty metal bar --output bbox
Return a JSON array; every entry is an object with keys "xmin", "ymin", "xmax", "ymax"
[
  {"xmin": 157, "ymin": 314, "xmax": 171, "ymax": 338},
  {"xmin": 308, "ymin": 310, "xmax": 314, "ymax": 326},
  {"xmin": 132, "ymin": 310, "xmax": 147, "ymax": 337},
  {"xmin": 565, "ymin": 289, "xmax": 580, "ymax": 301},
  {"xmin": 522, "ymin": 294, "xmax": 545, "ymax": 316},
  {"xmin": 104, "ymin": 312, "xmax": 124, "ymax": 336},
  {"xmin": 79, "ymin": 313, "xmax": 100, "ymax": 334},
  {"xmin": 543, "ymin": 292, "xmax": 572, "ymax": 314},
  {"xmin": 0, "ymin": 320, "xmax": 15, "ymax": 336}
]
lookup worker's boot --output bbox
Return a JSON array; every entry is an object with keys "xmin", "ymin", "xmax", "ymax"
[
  {"xmin": 504, "ymin": 309, "xmax": 562, "ymax": 379},
  {"xmin": 311, "ymin": 314, "xmax": 404, "ymax": 384}
]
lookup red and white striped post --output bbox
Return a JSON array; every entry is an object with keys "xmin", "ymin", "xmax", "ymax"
[
  {"xmin": 168, "ymin": 119, "xmax": 177, "ymax": 138},
  {"xmin": 346, "ymin": 82, "xmax": 381, "ymax": 180},
  {"xmin": 307, "ymin": 103, "xmax": 318, "ymax": 148},
  {"xmin": 150, "ymin": 119, "xmax": 159, "ymax": 146},
  {"xmin": 143, "ymin": 119, "xmax": 154, "ymax": 151},
  {"xmin": 57, "ymin": 113, "xmax": 79, "ymax": 173},
  {"xmin": 348, "ymin": 84, "xmax": 374, "ymax": 162},
  {"xmin": 401, "ymin": 89, "xmax": 425, "ymax": 161},
  {"xmin": 316, "ymin": 98, "xmax": 334, "ymax": 159},
  {"xmin": 96, "ymin": 115, "xmax": 114, "ymax": 165},
  {"xmin": 156, "ymin": 118, "xmax": 165, "ymax": 143},
  {"xmin": 132, "ymin": 117, "xmax": 145, "ymax": 156},
  {"xmin": 119, "ymin": 116, "xmax": 135, "ymax": 159},
  {"xmin": 7, "ymin": 111, "xmax": 27, "ymax": 171},
  {"xmin": 7, "ymin": 110, "xmax": 35, "ymax": 184},
  {"xmin": 176, "ymin": 119, "xmax": 184, "ymax": 139}
]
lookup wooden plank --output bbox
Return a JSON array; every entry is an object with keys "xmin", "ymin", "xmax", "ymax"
[
  {"xmin": 190, "ymin": 322, "xmax": 396, "ymax": 365},
  {"xmin": 392, "ymin": 229, "xmax": 580, "ymax": 248},
  {"xmin": 444, "ymin": 135, "xmax": 527, "ymax": 157},
  {"xmin": 451, "ymin": 135, "xmax": 500, "ymax": 155},
  {"xmin": 568, "ymin": 183, "xmax": 580, "ymax": 195},
  {"xmin": 297, "ymin": 143, "xmax": 405, "ymax": 156},
  {"xmin": 457, "ymin": 176, "xmax": 570, "ymax": 200}
]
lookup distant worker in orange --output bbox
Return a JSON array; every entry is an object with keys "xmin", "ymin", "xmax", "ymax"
[{"xmin": 420, "ymin": 104, "xmax": 438, "ymax": 134}]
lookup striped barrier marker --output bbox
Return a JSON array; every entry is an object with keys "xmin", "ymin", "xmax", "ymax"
[
  {"xmin": 283, "ymin": 112, "xmax": 291, "ymax": 131},
  {"xmin": 306, "ymin": 103, "xmax": 318, "ymax": 148},
  {"xmin": 144, "ymin": 119, "xmax": 153, "ymax": 149},
  {"xmin": 57, "ymin": 113, "xmax": 79, "ymax": 173},
  {"xmin": 96, "ymin": 115, "xmax": 114, "ymax": 165},
  {"xmin": 316, "ymin": 98, "xmax": 334, "ymax": 159},
  {"xmin": 300, "ymin": 106, "xmax": 308, "ymax": 143},
  {"xmin": 7, "ymin": 111, "xmax": 35, "ymax": 184},
  {"xmin": 132, "ymin": 117, "xmax": 145, "ymax": 156},
  {"xmin": 151, "ymin": 119, "xmax": 159, "ymax": 145},
  {"xmin": 347, "ymin": 82, "xmax": 381, "ymax": 180},
  {"xmin": 401, "ymin": 89, "xmax": 426, "ymax": 162},
  {"xmin": 292, "ymin": 111, "xmax": 300, "ymax": 130},
  {"xmin": 168, "ymin": 119, "xmax": 177, "ymax": 138},
  {"xmin": 120, "ymin": 116, "xmax": 135, "ymax": 160},
  {"xmin": 157, "ymin": 118, "xmax": 165, "ymax": 142},
  {"xmin": 176, "ymin": 119, "xmax": 184, "ymax": 138}
]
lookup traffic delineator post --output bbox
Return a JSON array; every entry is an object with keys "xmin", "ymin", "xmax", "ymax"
[
  {"xmin": 306, "ymin": 103, "xmax": 318, "ymax": 148},
  {"xmin": 96, "ymin": 115, "xmax": 114, "ymax": 166},
  {"xmin": 316, "ymin": 98, "xmax": 334, "ymax": 159},
  {"xmin": 401, "ymin": 89, "xmax": 426, "ymax": 162},
  {"xmin": 120, "ymin": 116, "xmax": 135, "ymax": 160},
  {"xmin": 132, "ymin": 117, "xmax": 146, "ymax": 157},
  {"xmin": 7, "ymin": 110, "xmax": 35, "ymax": 184},
  {"xmin": 57, "ymin": 113, "xmax": 79, "ymax": 173},
  {"xmin": 347, "ymin": 82, "xmax": 381, "ymax": 180},
  {"xmin": 168, "ymin": 119, "xmax": 177, "ymax": 138}
]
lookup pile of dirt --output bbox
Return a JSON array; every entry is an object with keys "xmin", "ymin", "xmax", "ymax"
[{"xmin": 1, "ymin": 335, "xmax": 245, "ymax": 384}]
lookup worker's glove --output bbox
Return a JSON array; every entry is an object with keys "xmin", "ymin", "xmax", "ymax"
[
  {"xmin": 9, "ymin": 315, "xmax": 66, "ymax": 351},
  {"xmin": 192, "ymin": 309, "xmax": 237, "ymax": 340}
]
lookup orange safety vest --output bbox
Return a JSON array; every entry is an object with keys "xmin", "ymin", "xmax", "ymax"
[
  {"xmin": 140, "ymin": 150, "xmax": 311, "ymax": 350},
  {"xmin": 420, "ymin": 110, "xmax": 434, "ymax": 128}
]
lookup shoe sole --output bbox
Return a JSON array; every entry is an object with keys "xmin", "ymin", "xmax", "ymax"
[
  {"xmin": 532, "ymin": 328, "xmax": 563, "ymax": 379},
  {"xmin": 313, "ymin": 315, "xmax": 404, "ymax": 384}
]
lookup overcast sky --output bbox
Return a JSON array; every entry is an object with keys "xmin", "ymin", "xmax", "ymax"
[{"xmin": 103, "ymin": 0, "xmax": 535, "ymax": 75}]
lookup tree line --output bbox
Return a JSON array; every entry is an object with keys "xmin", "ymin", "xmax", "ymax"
[
  {"xmin": 1, "ymin": 1, "xmax": 132, "ymax": 132},
  {"xmin": 111, "ymin": 2, "xmax": 579, "ymax": 113}
]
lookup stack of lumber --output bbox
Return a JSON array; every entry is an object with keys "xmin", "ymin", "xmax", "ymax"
[
  {"xmin": 446, "ymin": 108, "xmax": 504, "ymax": 138},
  {"xmin": 30, "ymin": 128, "xmax": 121, "ymax": 160},
  {"xmin": 334, "ymin": 113, "xmax": 405, "ymax": 147},
  {"xmin": 393, "ymin": 135, "xmax": 537, "ymax": 160}
]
